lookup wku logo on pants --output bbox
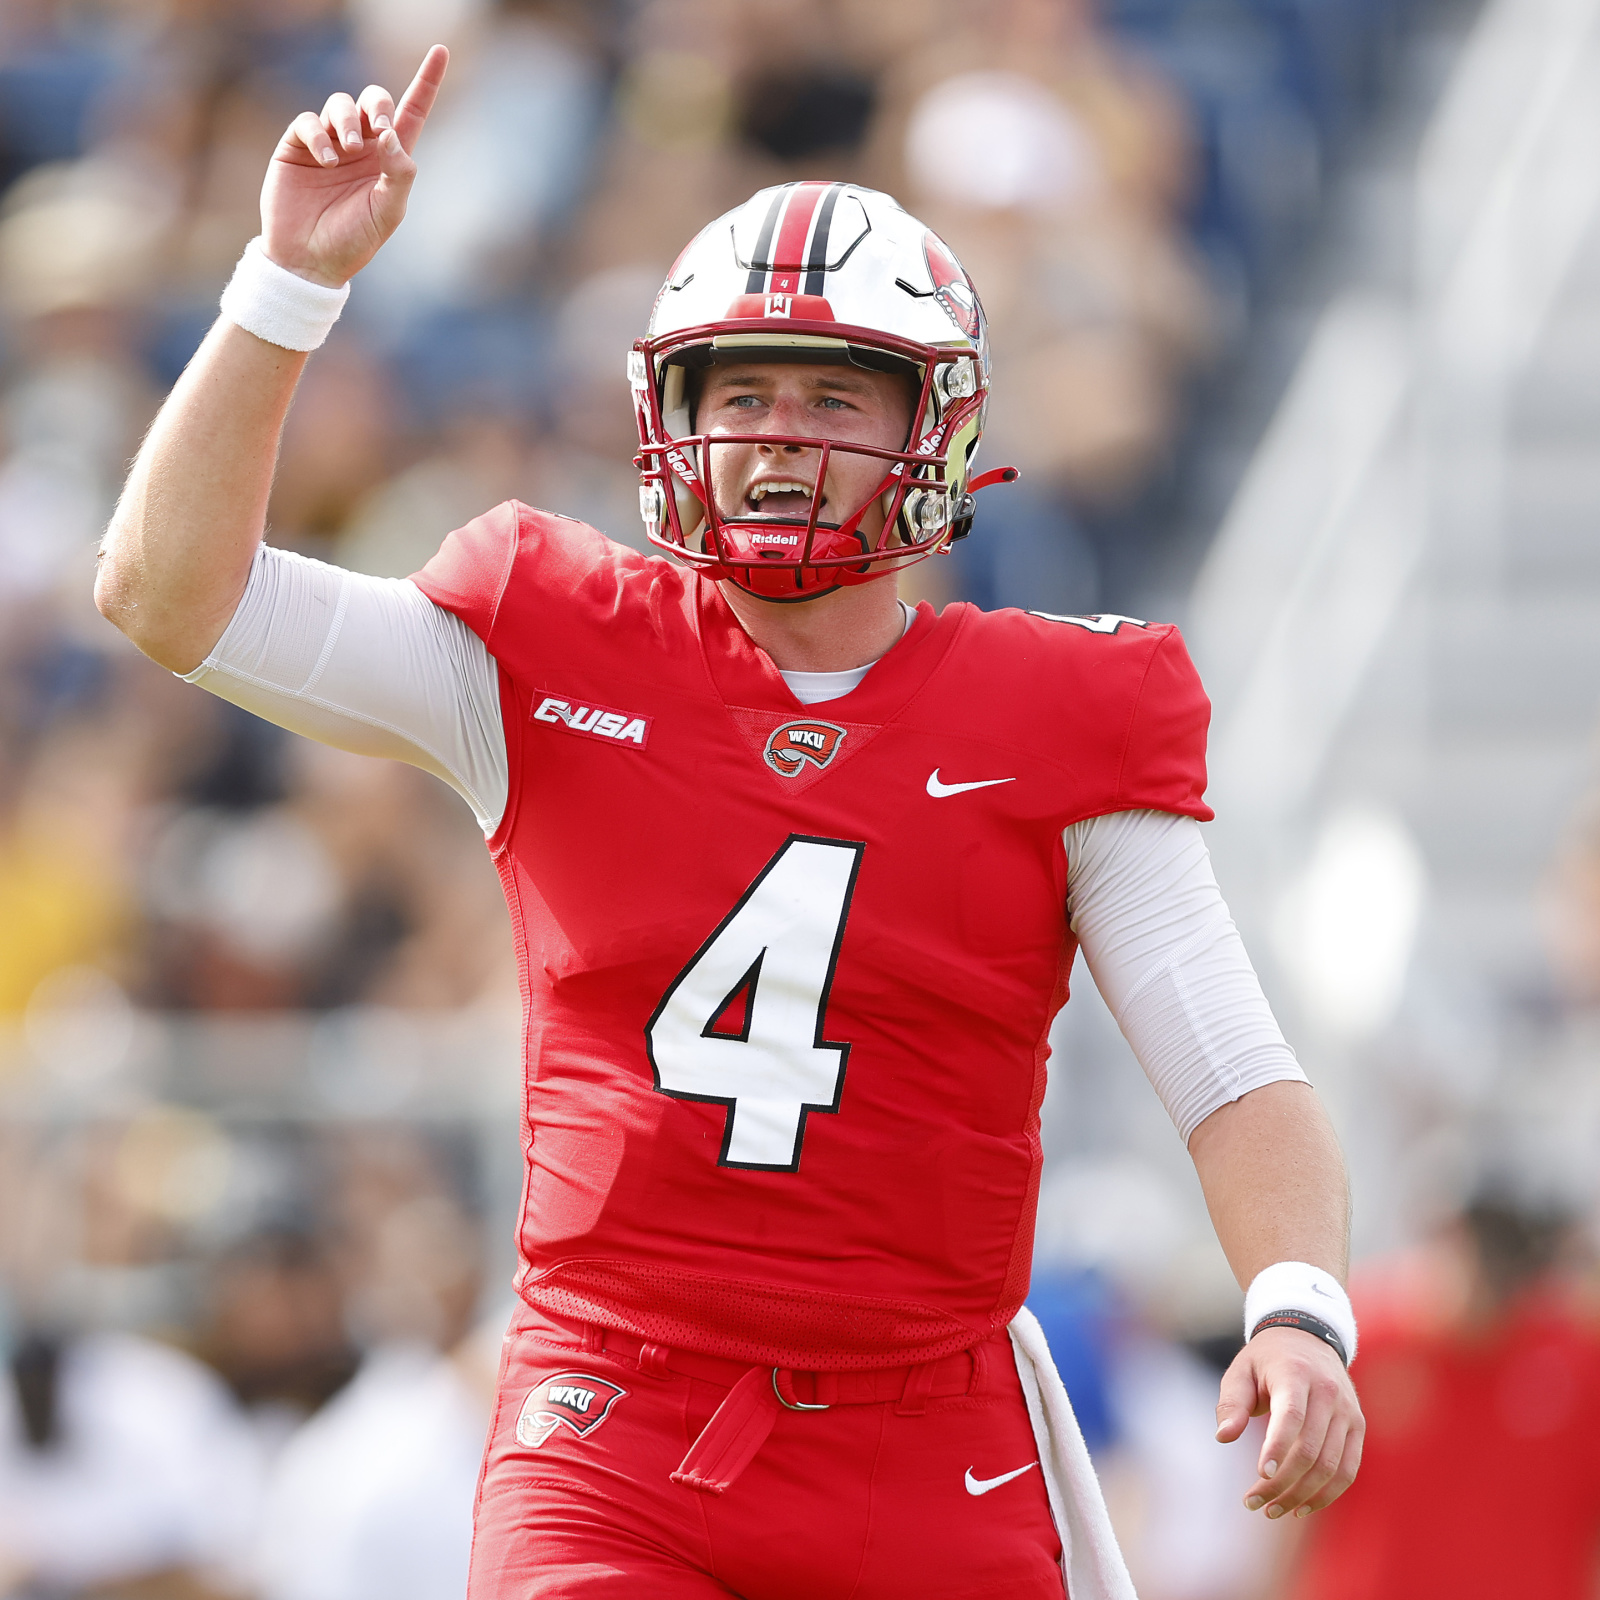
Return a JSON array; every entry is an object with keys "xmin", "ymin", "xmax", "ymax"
[{"xmin": 516, "ymin": 1372, "xmax": 628, "ymax": 1449}]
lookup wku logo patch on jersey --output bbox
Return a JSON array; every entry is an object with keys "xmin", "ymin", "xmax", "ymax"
[
  {"xmin": 515, "ymin": 1372, "xmax": 628, "ymax": 1449},
  {"xmin": 533, "ymin": 694, "xmax": 652, "ymax": 748},
  {"xmin": 764, "ymin": 719, "xmax": 847, "ymax": 777}
]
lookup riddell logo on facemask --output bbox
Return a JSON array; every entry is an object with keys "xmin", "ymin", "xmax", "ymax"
[
  {"xmin": 533, "ymin": 694, "xmax": 651, "ymax": 749},
  {"xmin": 764, "ymin": 720, "xmax": 847, "ymax": 777}
]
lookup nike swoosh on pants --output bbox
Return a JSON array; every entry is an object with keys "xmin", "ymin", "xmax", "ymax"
[{"xmin": 964, "ymin": 1462, "xmax": 1038, "ymax": 1496}]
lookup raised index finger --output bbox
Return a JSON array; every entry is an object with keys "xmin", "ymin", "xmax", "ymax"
[{"xmin": 393, "ymin": 44, "xmax": 450, "ymax": 154}]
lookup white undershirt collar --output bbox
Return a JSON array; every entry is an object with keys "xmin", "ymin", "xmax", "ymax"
[{"xmin": 778, "ymin": 603, "xmax": 916, "ymax": 706}]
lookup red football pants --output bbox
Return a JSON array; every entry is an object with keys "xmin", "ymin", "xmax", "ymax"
[{"xmin": 469, "ymin": 1303, "xmax": 1066, "ymax": 1600}]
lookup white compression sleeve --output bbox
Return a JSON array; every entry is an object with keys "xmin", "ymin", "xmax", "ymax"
[
  {"xmin": 184, "ymin": 545, "xmax": 508, "ymax": 833},
  {"xmin": 1064, "ymin": 811, "xmax": 1306, "ymax": 1143}
]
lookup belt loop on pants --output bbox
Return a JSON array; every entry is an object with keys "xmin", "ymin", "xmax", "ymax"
[
  {"xmin": 895, "ymin": 1359, "xmax": 938, "ymax": 1416},
  {"xmin": 637, "ymin": 1342, "xmax": 672, "ymax": 1379}
]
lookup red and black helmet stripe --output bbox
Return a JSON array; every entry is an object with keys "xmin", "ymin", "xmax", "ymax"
[
  {"xmin": 742, "ymin": 183, "xmax": 844, "ymax": 297},
  {"xmin": 803, "ymin": 184, "xmax": 842, "ymax": 298},
  {"xmin": 742, "ymin": 188, "xmax": 787, "ymax": 295},
  {"xmin": 767, "ymin": 182, "xmax": 829, "ymax": 294}
]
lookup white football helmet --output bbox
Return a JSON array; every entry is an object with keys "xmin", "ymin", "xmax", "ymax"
[{"xmin": 630, "ymin": 181, "xmax": 1017, "ymax": 600}]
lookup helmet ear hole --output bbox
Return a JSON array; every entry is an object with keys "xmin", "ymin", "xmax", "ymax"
[
  {"xmin": 661, "ymin": 364, "xmax": 689, "ymax": 438},
  {"xmin": 677, "ymin": 479, "xmax": 706, "ymax": 541},
  {"xmin": 658, "ymin": 363, "xmax": 705, "ymax": 536}
]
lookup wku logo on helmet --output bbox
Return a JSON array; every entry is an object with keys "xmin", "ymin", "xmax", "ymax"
[
  {"xmin": 923, "ymin": 232, "xmax": 982, "ymax": 341},
  {"xmin": 764, "ymin": 720, "xmax": 848, "ymax": 777},
  {"xmin": 515, "ymin": 1372, "xmax": 628, "ymax": 1450}
]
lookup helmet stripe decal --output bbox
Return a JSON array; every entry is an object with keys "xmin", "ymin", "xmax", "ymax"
[
  {"xmin": 743, "ymin": 189, "xmax": 788, "ymax": 294},
  {"xmin": 766, "ymin": 182, "xmax": 831, "ymax": 296},
  {"xmin": 803, "ymin": 184, "xmax": 843, "ymax": 298}
]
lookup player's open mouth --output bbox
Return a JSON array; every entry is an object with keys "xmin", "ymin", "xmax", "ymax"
[{"xmin": 744, "ymin": 479, "xmax": 821, "ymax": 519}]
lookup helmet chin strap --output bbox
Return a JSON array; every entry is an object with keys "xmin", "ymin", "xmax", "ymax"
[
  {"xmin": 721, "ymin": 573, "xmax": 848, "ymax": 604},
  {"xmin": 705, "ymin": 457, "xmax": 910, "ymax": 601}
]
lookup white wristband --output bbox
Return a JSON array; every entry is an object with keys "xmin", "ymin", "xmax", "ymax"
[
  {"xmin": 220, "ymin": 238, "xmax": 349, "ymax": 351},
  {"xmin": 1244, "ymin": 1261, "xmax": 1357, "ymax": 1365}
]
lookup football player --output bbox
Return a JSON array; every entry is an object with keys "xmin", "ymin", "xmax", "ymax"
[{"xmin": 95, "ymin": 48, "xmax": 1364, "ymax": 1600}]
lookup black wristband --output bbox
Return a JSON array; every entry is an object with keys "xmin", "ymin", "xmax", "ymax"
[{"xmin": 1249, "ymin": 1309, "xmax": 1350, "ymax": 1367}]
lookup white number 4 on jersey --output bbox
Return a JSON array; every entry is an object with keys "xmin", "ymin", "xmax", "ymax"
[{"xmin": 646, "ymin": 835, "xmax": 863, "ymax": 1171}]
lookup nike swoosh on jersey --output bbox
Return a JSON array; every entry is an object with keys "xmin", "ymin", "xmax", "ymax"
[
  {"xmin": 926, "ymin": 770, "xmax": 1016, "ymax": 798},
  {"xmin": 964, "ymin": 1462, "xmax": 1039, "ymax": 1496}
]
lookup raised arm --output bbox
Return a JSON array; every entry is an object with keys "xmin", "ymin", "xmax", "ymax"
[{"xmin": 94, "ymin": 47, "xmax": 448, "ymax": 672}]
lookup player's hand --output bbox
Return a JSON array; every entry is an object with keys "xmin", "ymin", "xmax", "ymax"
[
  {"xmin": 258, "ymin": 44, "xmax": 449, "ymax": 289},
  {"xmin": 1214, "ymin": 1326, "xmax": 1364, "ymax": 1518}
]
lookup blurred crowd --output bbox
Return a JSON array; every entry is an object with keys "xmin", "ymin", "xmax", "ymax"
[
  {"xmin": 0, "ymin": 0, "xmax": 1416, "ymax": 1033},
  {"xmin": 2, "ymin": 1101, "xmax": 503, "ymax": 1600},
  {"xmin": 0, "ymin": 2, "xmax": 1480, "ymax": 1599}
]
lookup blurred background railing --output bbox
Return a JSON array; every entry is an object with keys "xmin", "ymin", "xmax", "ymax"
[{"xmin": 9, "ymin": 1, "xmax": 1600, "ymax": 1598}]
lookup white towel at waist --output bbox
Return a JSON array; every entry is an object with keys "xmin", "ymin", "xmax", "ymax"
[{"xmin": 1009, "ymin": 1307, "xmax": 1139, "ymax": 1600}]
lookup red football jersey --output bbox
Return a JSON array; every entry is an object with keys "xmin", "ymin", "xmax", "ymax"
[{"xmin": 412, "ymin": 504, "xmax": 1212, "ymax": 1371}]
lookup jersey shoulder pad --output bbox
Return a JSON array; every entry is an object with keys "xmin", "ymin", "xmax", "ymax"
[
  {"xmin": 1019, "ymin": 609, "xmax": 1171, "ymax": 661},
  {"xmin": 955, "ymin": 605, "xmax": 1213, "ymax": 822},
  {"xmin": 411, "ymin": 500, "xmax": 690, "ymax": 653},
  {"xmin": 409, "ymin": 498, "xmax": 520, "ymax": 634},
  {"xmin": 961, "ymin": 606, "xmax": 1179, "ymax": 688}
]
